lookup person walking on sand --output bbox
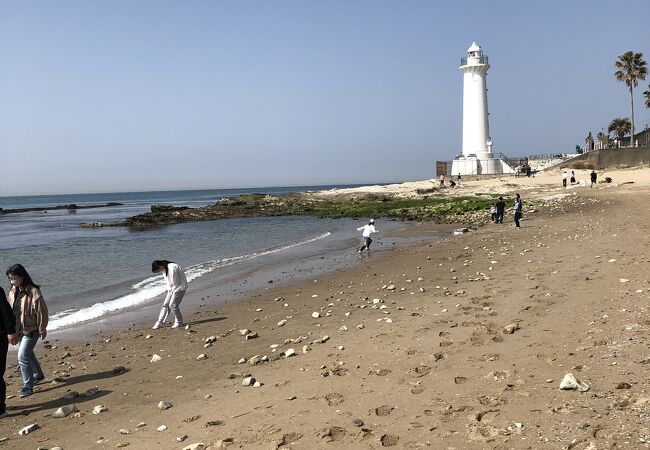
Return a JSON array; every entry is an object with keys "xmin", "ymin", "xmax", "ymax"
[
  {"xmin": 6, "ymin": 264, "xmax": 47, "ymax": 398},
  {"xmin": 357, "ymin": 219, "xmax": 378, "ymax": 253},
  {"xmin": 562, "ymin": 171, "xmax": 568, "ymax": 188},
  {"xmin": 513, "ymin": 193, "xmax": 523, "ymax": 229},
  {"xmin": 570, "ymin": 170, "xmax": 576, "ymax": 185},
  {"xmin": 495, "ymin": 197, "xmax": 506, "ymax": 224},
  {"xmin": 0, "ymin": 287, "xmax": 18, "ymax": 418},
  {"xmin": 152, "ymin": 260, "xmax": 188, "ymax": 330},
  {"xmin": 590, "ymin": 170, "xmax": 597, "ymax": 188},
  {"xmin": 439, "ymin": 174, "xmax": 445, "ymax": 188}
]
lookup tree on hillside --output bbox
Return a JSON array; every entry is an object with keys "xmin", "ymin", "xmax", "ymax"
[
  {"xmin": 614, "ymin": 51, "xmax": 647, "ymax": 146},
  {"xmin": 644, "ymin": 85, "xmax": 650, "ymax": 108},
  {"xmin": 608, "ymin": 118, "xmax": 632, "ymax": 147}
]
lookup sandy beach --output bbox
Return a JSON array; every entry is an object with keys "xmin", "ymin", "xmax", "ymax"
[{"xmin": 1, "ymin": 166, "xmax": 649, "ymax": 449}]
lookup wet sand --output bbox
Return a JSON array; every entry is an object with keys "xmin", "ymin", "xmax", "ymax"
[{"xmin": 1, "ymin": 166, "xmax": 649, "ymax": 449}]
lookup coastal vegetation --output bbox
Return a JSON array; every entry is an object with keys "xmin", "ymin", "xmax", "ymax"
[
  {"xmin": 614, "ymin": 51, "xmax": 647, "ymax": 146},
  {"xmin": 114, "ymin": 193, "xmax": 503, "ymax": 229}
]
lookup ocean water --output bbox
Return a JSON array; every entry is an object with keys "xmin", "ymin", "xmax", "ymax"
[{"xmin": 0, "ymin": 186, "xmax": 408, "ymax": 332}]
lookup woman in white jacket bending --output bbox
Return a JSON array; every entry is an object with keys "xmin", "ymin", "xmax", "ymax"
[{"xmin": 151, "ymin": 260, "xmax": 188, "ymax": 329}]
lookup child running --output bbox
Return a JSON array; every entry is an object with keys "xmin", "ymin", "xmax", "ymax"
[{"xmin": 357, "ymin": 219, "xmax": 379, "ymax": 253}]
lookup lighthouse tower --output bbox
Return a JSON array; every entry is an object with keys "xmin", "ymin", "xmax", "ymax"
[{"xmin": 451, "ymin": 42, "xmax": 513, "ymax": 176}]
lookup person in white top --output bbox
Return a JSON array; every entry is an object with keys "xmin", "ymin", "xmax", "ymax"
[
  {"xmin": 357, "ymin": 219, "xmax": 379, "ymax": 253},
  {"xmin": 151, "ymin": 260, "xmax": 188, "ymax": 329}
]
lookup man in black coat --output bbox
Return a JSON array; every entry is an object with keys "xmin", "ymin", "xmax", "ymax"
[
  {"xmin": 495, "ymin": 197, "xmax": 506, "ymax": 224},
  {"xmin": 0, "ymin": 287, "xmax": 18, "ymax": 418}
]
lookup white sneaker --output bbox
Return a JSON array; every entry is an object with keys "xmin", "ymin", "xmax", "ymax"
[
  {"xmin": 152, "ymin": 322, "xmax": 163, "ymax": 330},
  {"xmin": 171, "ymin": 322, "xmax": 184, "ymax": 329}
]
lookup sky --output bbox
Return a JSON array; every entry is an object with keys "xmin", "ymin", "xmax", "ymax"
[{"xmin": 1, "ymin": 1, "xmax": 649, "ymax": 196}]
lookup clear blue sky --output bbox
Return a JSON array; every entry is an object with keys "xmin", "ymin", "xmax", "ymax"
[{"xmin": 1, "ymin": 0, "xmax": 649, "ymax": 196}]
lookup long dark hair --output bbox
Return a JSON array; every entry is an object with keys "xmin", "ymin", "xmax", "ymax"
[
  {"xmin": 152, "ymin": 260, "xmax": 174, "ymax": 275},
  {"xmin": 6, "ymin": 264, "xmax": 40, "ymax": 289}
]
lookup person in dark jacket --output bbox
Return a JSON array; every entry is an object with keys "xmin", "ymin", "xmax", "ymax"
[
  {"xmin": 495, "ymin": 197, "xmax": 506, "ymax": 224},
  {"xmin": 0, "ymin": 287, "xmax": 18, "ymax": 418},
  {"xmin": 6, "ymin": 264, "xmax": 48, "ymax": 398}
]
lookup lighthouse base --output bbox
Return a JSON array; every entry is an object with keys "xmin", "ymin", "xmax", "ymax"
[{"xmin": 451, "ymin": 154, "xmax": 515, "ymax": 176}]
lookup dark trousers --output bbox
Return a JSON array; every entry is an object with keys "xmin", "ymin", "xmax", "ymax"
[
  {"xmin": 0, "ymin": 334, "xmax": 7, "ymax": 414},
  {"xmin": 496, "ymin": 211, "xmax": 504, "ymax": 223},
  {"xmin": 360, "ymin": 236, "xmax": 372, "ymax": 251},
  {"xmin": 514, "ymin": 212, "xmax": 522, "ymax": 228}
]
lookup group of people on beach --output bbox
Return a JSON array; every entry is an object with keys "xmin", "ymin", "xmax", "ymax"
[
  {"xmin": 0, "ymin": 259, "xmax": 188, "ymax": 419},
  {"xmin": 562, "ymin": 169, "xmax": 599, "ymax": 188},
  {"xmin": 490, "ymin": 194, "xmax": 523, "ymax": 228}
]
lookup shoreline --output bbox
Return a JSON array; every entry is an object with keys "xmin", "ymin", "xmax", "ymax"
[
  {"xmin": 1, "ymin": 169, "xmax": 649, "ymax": 449},
  {"xmin": 39, "ymin": 220, "xmax": 455, "ymax": 344}
]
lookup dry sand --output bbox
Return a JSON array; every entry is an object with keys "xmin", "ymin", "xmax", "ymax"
[{"xmin": 1, "ymin": 166, "xmax": 649, "ymax": 449}]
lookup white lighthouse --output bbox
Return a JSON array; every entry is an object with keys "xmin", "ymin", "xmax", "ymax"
[{"xmin": 451, "ymin": 42, "xmax": 514, "ymax": 176}]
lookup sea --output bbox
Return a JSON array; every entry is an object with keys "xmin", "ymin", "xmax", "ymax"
[{"xmin": 0, "ymin": 186, "xmax": 425, "ymax": 335}]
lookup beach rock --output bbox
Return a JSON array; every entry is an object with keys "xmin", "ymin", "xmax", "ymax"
[
  {"xmin": 237, "ymin": 358, "xmax": 246, "ymax": 364},
  {"xmin": 559, "ymin": 373, "xmax": 590, "ymax": 392},
  {"xmin": 150, "ymin": 354, "xmax": 162, "ymax": 362},
  {"xmin": 92, "ymin": 405, "xmax": 108, "ymax": 415},
  {"xmin": 136, "ymin": 422, "xmax": 146, "ymax": 428},
  {"xmin": 156, "ymin": 425, "xmax": 167, "ymax": 432},
  {"xmin": 242, "ymin": 377, "xmax": 256, "ymax": 386},
  {"xmin": 312, "ymin": 312, "xmax": 321, "ymax": 318},
  {"xmin": 503, "ymin": 323, "xmax": 520, "ymax": 334},
  {"xmin": 387, "ymin": 285, "xmax": 396, "ymax": 290},
  {"xmin": 176, "ymin": 435, "xmax": 188, "ymax": 442},
  {"xmin": 60, "ymin": 391, "xmax": 79, "ymax": 399},
  {"xmin": 239, "ymin": 329, "xmax": 251, "ymax": 336},
  {"xmin": 197, "ymin": 354, "xmax": 207, "ymax": 360},
  {"xmin": 277, "ymin": 319, "xmax": 287, "ymax": 327},
  {"xmin": 253, "ymin": 381, "xmax": 263, "ymax": 388},
  {"xmin": 119, "ymin": 428, "xmax": 131, "ymax": 435},
  {"xmin": 52, "ymin": 404, "xmax": 78, "ymax": 418},
  {"xmin": 205, "ymin": 336, "xmax": 217, "ymax": 344},
  {"xmin": 215, "ymin": 437, "xmax": 234, "ymax": 448},
  {"xmin": 113, "ymin": 366, "xmax": 129, "ymax": 375},
  {"xmin": 18, "ymin": 423, "xmax": 39, "ymax": 436},
  {"xmin": 248, "ymin": 355, "xmax": 261, "ymax": 365},
  {"xmin": 245, "ymin": 332, "xmax": 258, "ymax": 340},
  {"xmin": 182, "ymin": 444, "xmax": 206, "ymax": 450},
  {"xmin": 284, "ymin": 348, "xmax": 296, "ymax": 358},
  {"xmin": 158, "ymin": 401, "xmax": 173, "ymax": 410},
  {"xmin": 83, "ymin": 386, "xmax": 100, "ymax": 396}
]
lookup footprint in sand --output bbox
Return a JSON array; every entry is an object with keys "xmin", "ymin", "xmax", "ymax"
[
  {"xmin": 323, "ymin": 392, "xmax": 344, "ymax": 406},
  {"xmin": 381, "ymin": 434, "xmax": 400, "ymax": 447},
  {"xmin": 375, "ymin": 405, "xmax": 395, "ymax": 416},
  {"xmin": 321, "ymin": 427, "xmax": 346, "ymax": 442}
]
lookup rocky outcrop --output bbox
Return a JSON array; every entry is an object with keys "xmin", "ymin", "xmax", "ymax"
[{"xmin": 1, "ymin": 202, "xmax": 123, "ymax": 215}]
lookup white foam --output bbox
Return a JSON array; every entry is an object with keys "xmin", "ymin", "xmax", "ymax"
[{"xmin": 48, "ymin": 232, "xmax": 331, "ymax": 331}]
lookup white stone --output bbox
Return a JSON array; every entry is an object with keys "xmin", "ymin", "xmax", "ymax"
[
  {"xmin": 158, "ymin": 400, "xmax": 173, "ymax": 410},
  {"xmin": 242, "ymin": 377, "xmax": 255, "ymax": 386},
  {"xmin": 183, "ymin": 444, "xmax": 206, "ymax": 450},
  {"xmin": 284, "ymin": 348, "xmax": 296, "ymax": 358},
  {"xmin": 311, "ymin": 312, "xmax": 320, "ymax": 318},
  {"xmin": 559, "ymin": 373, "xmax": 589, "ymax": 392},
  {"xmin": 239, "ymin": 329, "xmax": 251, "ymax": 336},
  {"xmin": 197, "ymin": 353, "xmax": 207, "ymax": 360},
  {"xmin": 237, "ymin": 357, "xmax": 246, "ymax": 364},
  {"xmin": 150, "ymin": 354, "xmax": 162, "ymax": 363},
  {"xmin": 157, "ymin": 425, "xmax": 167, "ymax": 432},
  {"xmin": 52, "ymin": 404, "xmax": 78, "ymax": 418},
  {"xmin": 277, "ymin": 319, "xmax": 287, "ymax": 327},
  {"xmin": 18, "ymin": 423, "xmax": 39, "ymax": 435},
  {"xmin": 92, "ymin": 405, "xmax": 108, "ymax": 415}
]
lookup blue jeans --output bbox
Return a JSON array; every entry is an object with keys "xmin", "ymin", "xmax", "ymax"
[{"xmin": 18, "ymin": 331, "xmax": 43, "ymax": 389}]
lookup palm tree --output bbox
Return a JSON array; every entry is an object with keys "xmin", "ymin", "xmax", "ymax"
[
  {"xmin": 608, "ymin": 118, "xmax": 632, "ymax": 147},
  {"xmin": 644, "ymin": 85, "xmax": 650, "ymax": 108},
  {"xmin": 614, "ymin": 51, "xmax": 647, "ymax": 146}
]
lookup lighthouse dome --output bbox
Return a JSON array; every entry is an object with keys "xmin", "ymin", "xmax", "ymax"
[{"xmin": 467, "ymin": 42, "xmax": 481, "ymax": 53}]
